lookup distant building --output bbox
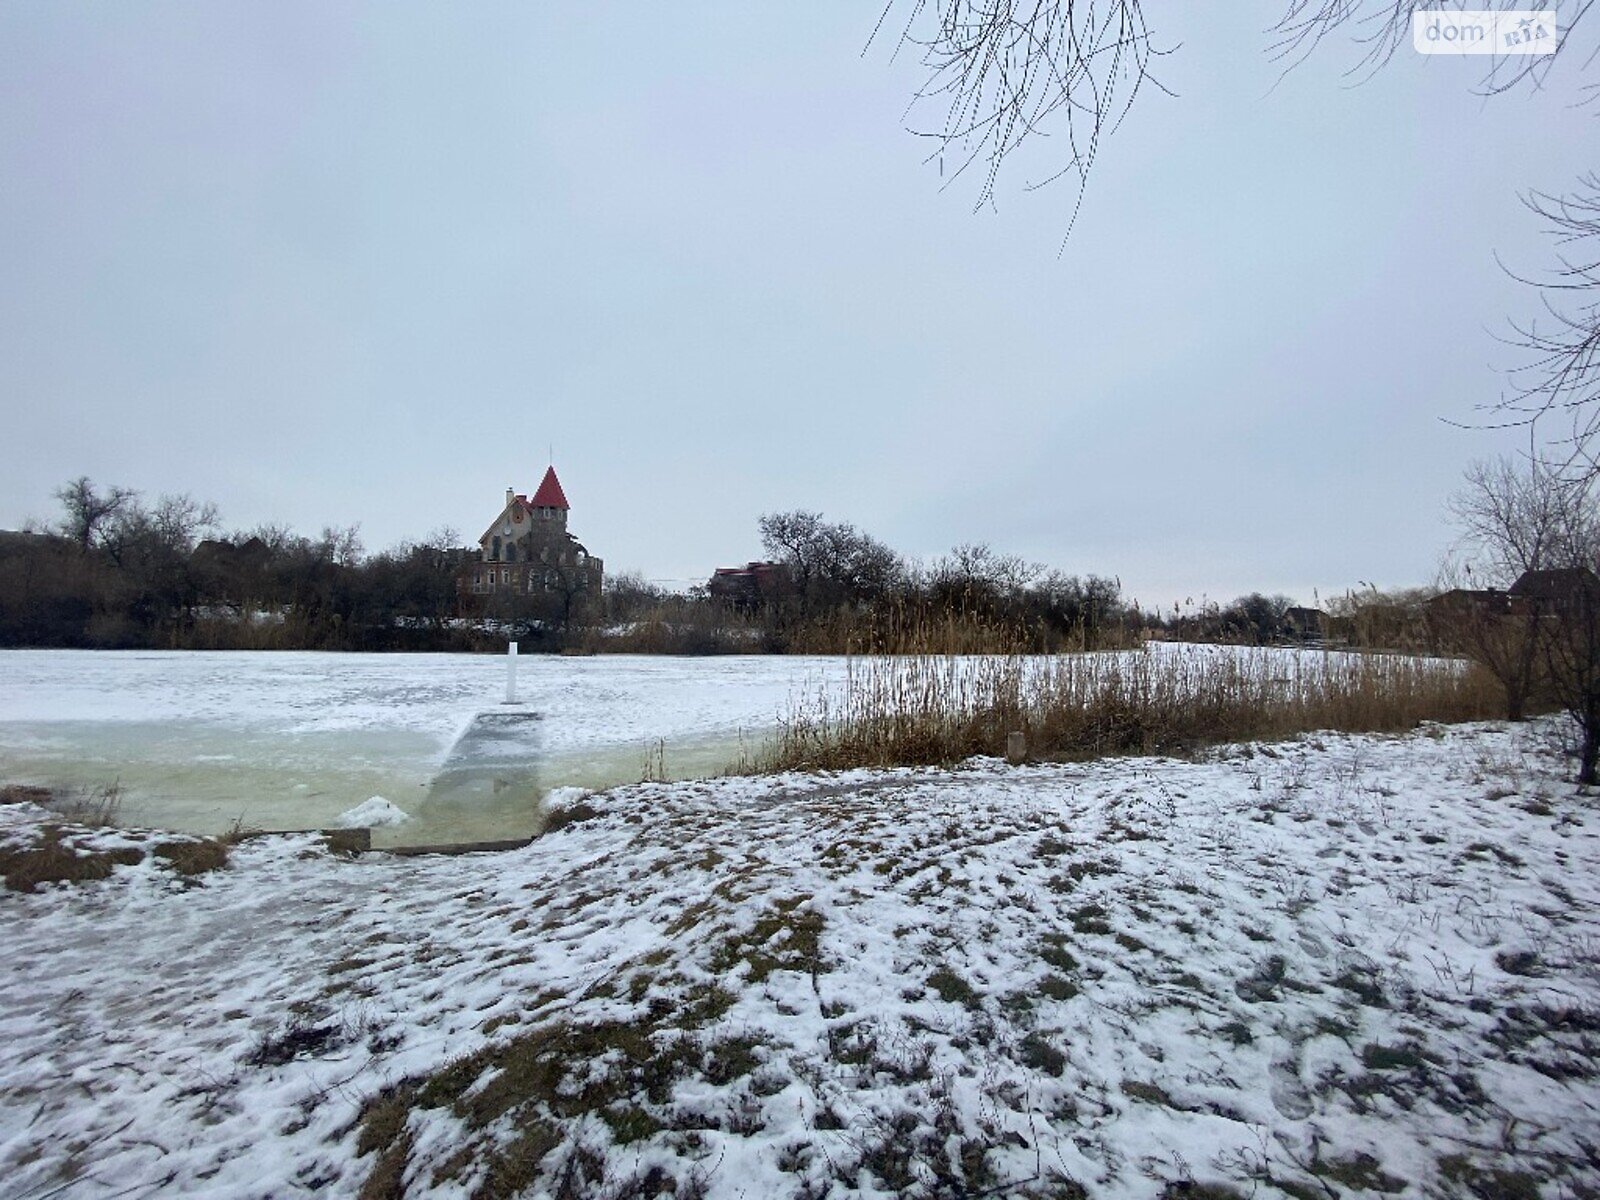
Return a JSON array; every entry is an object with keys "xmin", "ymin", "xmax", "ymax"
[
  {"xmin": 707, "ymin": 561, "xmax": 788, "ymax": 609},
  {"xmin": 1509, "ymin": 567, "xmax": 1600, "ymax": 611},
  {"xmin": 1426, "ymin": 588, "xmax": 1510, "ymax": 616},
  {"xmin": 458, "ymin": 467, "xmax": 604, "ymax": 614},
  {"xmin": 191, "ymin": 536, "xmax": 272, "ymax": 572},
  {"xmin": 1281, "ymin": 606, "xmax": 1326, "ymax": 641}
]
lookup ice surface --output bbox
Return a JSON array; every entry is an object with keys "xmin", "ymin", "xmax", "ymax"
[{"xmin": 0, "ymin": 650, "xmax": 845, "ymax": 843}]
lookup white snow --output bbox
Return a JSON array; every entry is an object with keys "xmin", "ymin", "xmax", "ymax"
[
  {"xmin": 334, "ymin": 796, "xmax": 410, "ymax": 828},
  {"xmin": 0, "ymin": 717, "xmax": 1595, "ymax": 1198}
]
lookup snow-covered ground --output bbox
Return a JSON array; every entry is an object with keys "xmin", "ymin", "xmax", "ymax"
[{"xmin": 1, "ymin": 718, "xmax": 1596, "ymax": 1198}]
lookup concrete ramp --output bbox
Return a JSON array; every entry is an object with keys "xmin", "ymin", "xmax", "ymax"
[{"xmin": 427, "ymin": 710, "xmax": 545, "ymax": 806}]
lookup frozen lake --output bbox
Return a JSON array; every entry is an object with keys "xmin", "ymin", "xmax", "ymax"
[
  {"xmin": 0, "ymin": 643, "xmax": 1434, "ymax": 847},
  {"xmin": 0, "ymin": 651, "xmax": 846, "ymax": 847}
]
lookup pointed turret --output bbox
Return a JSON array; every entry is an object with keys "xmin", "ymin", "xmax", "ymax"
[{"xmin": 530, "ymin": 466, "xmax": 569, "ymax": 510}]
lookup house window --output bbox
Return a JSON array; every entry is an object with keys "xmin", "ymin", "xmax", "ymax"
[
  {"xmin": 501, "ymin": 569, "xmax": 510, "ymax": 585},
  {"xmin": 491, "ymin": 535, "xmax": 501, "ymax": 562}
]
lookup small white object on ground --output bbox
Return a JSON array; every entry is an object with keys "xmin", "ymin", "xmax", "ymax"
[
  {"xmin": 542, "ymin": 786, "xmax": 591, "ymax": 808},
  {"xmin": 333, "ymin": 796, "xmax": 410, "ymax": 828}
]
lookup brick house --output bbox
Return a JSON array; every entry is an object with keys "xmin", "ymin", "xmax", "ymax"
[
  {"xmin": 458, "ymin": 467, "xmax": 604, "ymax": 617},
  {"xmin": 1509, "ymin": 567, "xmax": 1600, "ymax": 613},
  {"xmin": 707, "ymin": 561, "xmax": 789, "ymax": 610}
]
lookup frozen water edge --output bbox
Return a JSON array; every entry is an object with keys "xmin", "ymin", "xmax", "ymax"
[
  {"xmin": 0, "ymin": 650, "xmax": 849, "ymax": 843},
  {"xmin": 0, "ymin": 718, "xmax": 1596, "ymax": 1198},
  {"xmin": 0, "ymin": 645, "xmax": 1454, "ymax": 846}
]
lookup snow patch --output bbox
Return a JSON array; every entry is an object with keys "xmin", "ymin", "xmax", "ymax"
[
  {"xmin": 334, "ymin": 796, "xmax": 410, "ymax": 828},
  {"xmin": 542, "ymin": 786, "xmax": 592, "ymax": 808}
]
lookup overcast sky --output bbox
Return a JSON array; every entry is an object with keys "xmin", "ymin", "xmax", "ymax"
[{"xmin": 0, "ymin": 3, "xmax": 1588, "ymax": 609}]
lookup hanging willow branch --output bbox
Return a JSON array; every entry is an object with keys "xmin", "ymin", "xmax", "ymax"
[
  {"xmin": 1493, "ymin": 175, "xmax": 1600, "ymax": 479},
  {"xmin": 1270, "ymin": 0, "xmax": 1594, "ymax": 98},
  {"xmin": 872, "ymin": 0, "xmax": 1167, "ymax": 227},
  {"xmin": 875, "ymin": 2, "xmax": 1592, "ymax": 222}
]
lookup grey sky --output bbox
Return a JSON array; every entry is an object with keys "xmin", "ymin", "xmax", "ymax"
[{"xmin": 0, "ymin": 3, "xmax": 1588, "ymax": 610}]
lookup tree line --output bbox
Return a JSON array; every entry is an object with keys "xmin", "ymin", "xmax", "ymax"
[
  {"xmin": 0, "ymin": 478, "xmax": 474, "ymax": 650},
  {"xmin": 0, "ymin": 480, "xmax": 1148, "ymax": 653},
  {"xmin": 3, "ymin": 477, "xmax": 1367, "ymax": 656},
  {"xmin": 597, "ymin": 511, "xmax": 1136, "ymax": 655}
]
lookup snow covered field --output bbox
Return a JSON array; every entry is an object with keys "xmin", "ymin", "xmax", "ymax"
[
  {"xmin": 0, "ymin": 651, "xmax": 848, "ymax": 845},
  {"xmin": 1, "ymin": 718, "xmax": 1596, "ymax": 1198}
]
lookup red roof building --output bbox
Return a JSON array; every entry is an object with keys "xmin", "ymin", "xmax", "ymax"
[{"xmin": 458, "ymin": 467, "xmax": 603, "ymax": 616}]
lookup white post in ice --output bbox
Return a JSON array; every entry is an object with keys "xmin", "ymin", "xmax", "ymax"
[{"xmin": 506, "ymin": 640, "xmax": 519, "ymax": 704}]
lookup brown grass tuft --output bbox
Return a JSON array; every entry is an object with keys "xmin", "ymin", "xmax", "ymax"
[
  {"xmin": 0, "ymin": 826, "xmax": 143, "ymax": 893},
  {"xmin": 0, "ymin": 784, "xmax": 53, "ymax": 807},
  {"xmin": 152, "ymin": 839, "xmax": 230, "ymax": 878},
  {"xmin": 541, "ymin": 800, "xmax": 599, "ymax": 834}
]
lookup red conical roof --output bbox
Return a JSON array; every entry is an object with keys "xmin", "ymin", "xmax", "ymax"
[{"xmin": 530, "ymin": 466, "xmax": 569, "ymax": 509}]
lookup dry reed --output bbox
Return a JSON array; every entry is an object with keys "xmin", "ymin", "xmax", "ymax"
[{"xmin": 758, "ymin": 644, "xmax": 1507, "ymax": 772}]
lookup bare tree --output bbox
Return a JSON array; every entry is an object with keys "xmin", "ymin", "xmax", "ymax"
[
  {"xmin": 317, "ymin": 524, "xmax": 365, "ymax": 568},
  {"xmin": 935, "ymin": 542, "xmax": 1043, "ymax": 593},
  {"xmin": 1450, "ymin": 455, "xmax": 1600, "ymax": 775},
  {"xmin": 758, "ymin": 511, "xmax": 904, "ymax": 615},
  {"xmin": 1445, "ymin": 457, "xmax": 1568, "ymax": 721},
  {"xmin": 1536, "ymin": 488, "xmax": 1600, "ymax": 783},
  {"xmin": 54, "ymin": 477, "xmax": 137, "ymax": 552},
  {"xmin": 1449, "ymin": 456, "xmax": 1570, "ymax": 581},
  {"xmin": 1432, "ymin": 563, "xmax": 1542, "ymax": 722}
]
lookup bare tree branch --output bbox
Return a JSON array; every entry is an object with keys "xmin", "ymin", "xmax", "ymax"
[
  {"xmin": 876, "ymin": 0, "xmax": 1168, "ymax": 231},
  {"xmin": 1270, "ymin": 0, "xmax": 1592, "ymax": 98},
  {"xmin": 877, "ymin": 2, "xmax": 1589, "ymax": 229},
  {"xmin": 1476, "ymin": 174, "xmax": 1600, "ymax": 481}
]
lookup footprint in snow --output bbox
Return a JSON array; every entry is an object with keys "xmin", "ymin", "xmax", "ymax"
[{"xmin": 1269, "ymin": 1059, "xmax": 1315, "ymax": 1120}]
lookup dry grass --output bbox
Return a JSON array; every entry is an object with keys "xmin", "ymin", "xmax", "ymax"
[
  {"xmin": 0, "ymin": 792, "xmax": 231, "ymax": 891},
  {"xmin": 782, "ymin": 605, "xmax": 1139, "ymax": 657},
  {"xmin": 46, "ymin": 781, "xmax": 125, "ymax": 826},
  {"xmin": 0, "ymin": 826, "xmax": 144, "ymax": 893},
  {"xmin": 152, "ymin": 839, "xmax": 230, "ymax": 878},
  {"xmin": 757, "ymin": 646, "xmax": 1510, "ymax": 772},
  {"xmin": 0, "ymin": 784, "xmax": 53, "ymax": 807}
]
